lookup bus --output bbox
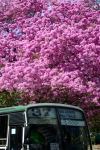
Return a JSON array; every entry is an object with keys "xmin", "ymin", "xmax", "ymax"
[{"xmin": 0, "ymin": 103, "xmax": 92, "ymax": 150}]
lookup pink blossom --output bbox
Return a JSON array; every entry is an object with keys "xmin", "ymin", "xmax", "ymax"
[{"xmin": 0, "ymin": 0, "xmax": 99, "ymax": 123}]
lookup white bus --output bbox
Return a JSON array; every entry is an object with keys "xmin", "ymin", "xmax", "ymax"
[{"xmin": 0, "ymin": 103, "xmax": 92, "ymax": 150}]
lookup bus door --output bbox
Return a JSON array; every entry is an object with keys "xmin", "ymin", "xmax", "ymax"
[{"xmin": 10, "ymin": 126, "xmax": 23, "ymax": 150}]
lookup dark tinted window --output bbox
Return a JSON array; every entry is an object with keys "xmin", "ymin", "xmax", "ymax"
[{"xmin": 0, "ymin": 115, "xmax": 8, "ymax": 146}]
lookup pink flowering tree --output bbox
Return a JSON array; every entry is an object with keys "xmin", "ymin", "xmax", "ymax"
[{"xmin": 0, "ymin": 0, "xmax": 100, "ymax": 125}]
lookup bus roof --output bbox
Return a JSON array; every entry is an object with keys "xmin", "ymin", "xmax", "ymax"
[
  {"xmin": 0, "ymin": 105, "xmax": 26, "ymax": 114},
  {"xmin": 0, "ymin": 103, "xmax": 83, "ymax": 114},
  {"xmin": 26, "ymin": 103, "xmax": 83, "ymax": 111}
]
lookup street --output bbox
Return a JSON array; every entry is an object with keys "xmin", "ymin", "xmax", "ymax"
[{"xmin": 92, "ymin": 145, "xmax": 100, "ymax": 150}]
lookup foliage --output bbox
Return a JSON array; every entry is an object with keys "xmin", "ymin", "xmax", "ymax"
[
  {"xmin": 0, "ymin": 0, "xmax": 100, "ymax": 123},
  {"xmin": 0, "ymin": 90, "xmax": 24, "ymax": 107}
]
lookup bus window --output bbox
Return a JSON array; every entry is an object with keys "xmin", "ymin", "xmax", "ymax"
[
  {"xmin": 0, "ymin": 115, "xmax": 8, "ymax": 146},
  {"xmin": 58, "ymin": 108, "xmax": 90, "ymax": 150}
]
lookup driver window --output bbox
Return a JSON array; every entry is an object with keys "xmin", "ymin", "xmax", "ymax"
[
  {"xmin": 27, "ymin": 107, "xmax": 62, "ymax": 150},
  {"xmin": 0, "ymin": 115, "xmax": 8, "ymax": 146},
  {"xmin": 29, "ymin": 125, "xmax": 60, "ymax": 150},
  {"xmin": 30, "ymin": 126, "xmax": 45, "ymax": 145}
]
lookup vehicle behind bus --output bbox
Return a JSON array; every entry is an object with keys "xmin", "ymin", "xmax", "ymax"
[{"xmin": 0, "ymin": 103, "xmax": 92, "ymax": 150}]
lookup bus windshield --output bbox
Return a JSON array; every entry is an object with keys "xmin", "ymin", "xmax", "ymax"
[
  {"xmin": 58, "ymin": 108, "xmax": 90, "ymax": 150},
  {"xmin": 27, "ymin": 107, "xmax": 61, "ymax": 150},
  {"xmin": 27, "ymin": 107, "xmax": 91, "ymax": 150}
]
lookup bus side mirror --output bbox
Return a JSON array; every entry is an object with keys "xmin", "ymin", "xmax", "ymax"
[
  {"xmin": 24, "ymin": 126, "xmax": 30, "ymax": 145},
  {"xmin": 25, "ymin": 126, "xmax": 30, "ymax": 138}
]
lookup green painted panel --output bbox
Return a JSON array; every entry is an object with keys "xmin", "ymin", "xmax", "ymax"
[{"xmin": 0, "ymin": 105, "xmax": 26, "ymax": 114}]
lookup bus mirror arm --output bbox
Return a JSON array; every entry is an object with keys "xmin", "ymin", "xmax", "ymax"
[{"xmin": 24, "ymin": 138, "xmax": 30, "ymax": 144}]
